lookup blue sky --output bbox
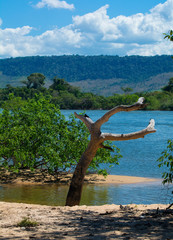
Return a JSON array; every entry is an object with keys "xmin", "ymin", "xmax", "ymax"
[{"xmin": 0, "ymin": 0, "xmax": 173, "ymax": 58}]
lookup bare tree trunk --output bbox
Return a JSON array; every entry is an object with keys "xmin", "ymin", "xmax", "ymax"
[
  {"xmin": 66, "ymin": 141, "xmax": 99, "ymax": 206},
  {"xmin": 65, "ymin": 98, "xmax": 156, "ymax": 206}
]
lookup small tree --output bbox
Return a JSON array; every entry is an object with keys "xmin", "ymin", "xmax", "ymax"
[
  {"xmin": 22, "ymin": 73, "xmax": 45, "ymax": 89},
  {"xmin": 49, "ymin": 77, "xmax": 68, "ymax": 91},
  {"xmin": 0, "ymin": 94, "xmax": 121, "ymax": 173},
  {"xmin": 66, "ymin": 97, "xmax": 156, "ymax": 206}
]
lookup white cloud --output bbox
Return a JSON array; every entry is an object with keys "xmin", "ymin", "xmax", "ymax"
[
  {"xmin": 1, "ymin": 0, "xmax": 173, "ymax": 58},
  {"xmin": 70, "ymin": 0, "xmax": 173, "ymax": 55},
  {"xmin": 35, "ymin": 0, "xmax": 74, "ymax": 10},
  {"xmin": 127, "ymin": 41, "xmax": 173, "ymax": 56},
  {"xmin": 0, "ymin": 26, "xmax": 38, "ymax": 57}
]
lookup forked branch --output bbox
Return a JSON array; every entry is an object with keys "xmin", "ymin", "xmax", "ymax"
[
  {"xmin": 74, "ymin": 98, "xmax": 155, "ymax": 142},
  {"xmin": 95, "ymin": 97, "xmax": 145, "ymax": 129}
]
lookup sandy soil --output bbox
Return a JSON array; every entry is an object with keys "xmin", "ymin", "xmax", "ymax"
[
  {"xmin": 0, "ymin": 168, "xmax": 159, "ymax": 185},
  {"xmin": 84, "ymin": 174, "xmax": 158, "ymax": 185},
  {"xmin": 0, "ymin": 201, "xmax": 173, "ymax": 240}
]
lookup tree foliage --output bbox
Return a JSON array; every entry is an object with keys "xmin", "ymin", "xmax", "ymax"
[
  {"xmin": 0, "ymin": 94, "xmax": 121, "ymax": 174},
  {"xmin": 0, "ymin": 72, "xmax": 173, "ymax": 110},
  {"xmin": 158, "ymin": 140, "xmax": 173, "ymax": 184},
  {"xmin": 50, "ymin": 77, "xmax": 70, "ymax": 91},
  {"xmin": 22, "ymin": 73, "xmax": 45, "ymax": 89},
  {"xmin": 164, "ymin": 30, "xmax": 173, "ymax": 42}
]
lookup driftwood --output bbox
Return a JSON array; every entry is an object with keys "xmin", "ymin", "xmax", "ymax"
[{"xmin": 66, "ymin": 98, "xmax": 156, "ymax": 206}]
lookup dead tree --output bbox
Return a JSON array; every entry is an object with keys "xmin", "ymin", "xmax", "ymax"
[{"xmin": 65, "ymin": 98, "xmax": 156, "ymax": 206}]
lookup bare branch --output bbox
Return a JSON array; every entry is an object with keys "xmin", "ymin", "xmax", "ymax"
[
  {"xmin": 101, "ymin": 119, "xmax": 156, "ymax": 141},
  {"xmin": 95, "ymin": 97, "xmax": 145, "ymax": 129},
  {"xmin": 100, "ymin": 144, "xmax": 114, "ymax": 152},
  {"xmin": 74, "ymin": 112, "xmax": 94, "ymax": 132}
]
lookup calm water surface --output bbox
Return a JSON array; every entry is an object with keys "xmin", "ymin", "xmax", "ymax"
[{"xmin": 0, "ymin": 110, "xmax": 173, "ymax": 205}]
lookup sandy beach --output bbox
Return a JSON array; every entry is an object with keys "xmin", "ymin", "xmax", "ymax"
[
  {"xmin": 0, "ymin": 170, "xmax": 172, "ymax": 239},
  {"xmin": 0, "ymin": 201, "xmax": 173, "ymax": 240},
  {"xmin": 0, "ymin": 168, "xmax": 159, "ymax": 185}
]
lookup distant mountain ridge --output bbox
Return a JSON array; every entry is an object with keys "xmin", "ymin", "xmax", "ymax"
[{"xmin": 0, "ymin": 55, "xmax": 173, "ymax": 95}]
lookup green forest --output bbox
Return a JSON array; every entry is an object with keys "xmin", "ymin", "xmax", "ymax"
[
  {"xmin": 0, "ymin": 73, "xmax": 173, "ymax": 110},
  {"xmin": 1, "ymin": 55, "xmax": 173, "ymax": 82}
]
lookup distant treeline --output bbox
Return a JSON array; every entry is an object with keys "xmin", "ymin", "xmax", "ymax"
[
  {"xmin": 1, "ymin": 55, "xmax": 173, "ymax": 82},
  {"xmin": 0, "ymin": 73, "xmax": 173, "ymax": 110}
]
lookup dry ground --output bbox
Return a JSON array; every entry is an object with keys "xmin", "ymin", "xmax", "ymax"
[{"xmin": 0, "ymin": 202, "xmax": 173, "ymax": 240}]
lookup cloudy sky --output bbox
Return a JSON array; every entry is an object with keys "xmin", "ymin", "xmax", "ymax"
[{"xmin": 1, "ymin": 0, "xmax": 173, "ymax": 58}]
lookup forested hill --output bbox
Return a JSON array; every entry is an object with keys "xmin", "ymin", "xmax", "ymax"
[{"xmin": 0, "ymin": 55, "xmax": 173, "ymax": 95}]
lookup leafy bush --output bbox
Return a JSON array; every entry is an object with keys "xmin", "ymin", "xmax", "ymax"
[{"xmin": 0, "ymin": 94, "xmax": 121, "ymax": 174}]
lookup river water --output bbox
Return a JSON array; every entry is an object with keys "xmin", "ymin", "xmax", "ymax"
[{"xmin": 0, "ymin": 110, "xmax": 173, "ymax": 205}]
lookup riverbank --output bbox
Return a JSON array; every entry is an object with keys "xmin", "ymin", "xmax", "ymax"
[
  {"xmin": 0, "ymin": 168, "xmax": 159, "ymax": 185},
  {"xmin": 0, "ymin": 201, "xmax": 172, "ymax": 239}
]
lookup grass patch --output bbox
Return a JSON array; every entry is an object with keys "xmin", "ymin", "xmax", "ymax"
[{"xmin": 17, "ymin": 217, "xmax": 38, "ymax": 228}]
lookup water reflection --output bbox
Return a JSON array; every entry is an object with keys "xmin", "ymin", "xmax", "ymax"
[
  {"xmin": 0, "ymin": 184, "xmax": 68, "ymax": 206},
  {"xmin": 81, "ymin": 184, "xmax": 110, "ymax": 206},
  {"xmin": 0, "ymin": 184, "xmax": 111, "ymax": 206},
  {"xmin": 0, "ymin": 181, "xmax": 172, "ymax": 206}
]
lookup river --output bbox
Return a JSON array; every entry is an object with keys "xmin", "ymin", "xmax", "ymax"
[{"xmin": 62, "ymin": 110, "xmax": 173, "ymax": 178}]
